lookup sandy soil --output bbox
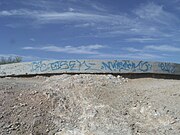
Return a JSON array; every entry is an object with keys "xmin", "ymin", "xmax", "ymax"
[{"xmin": 0, "ymin": 74, "xmax": 180, "ymax": 135}]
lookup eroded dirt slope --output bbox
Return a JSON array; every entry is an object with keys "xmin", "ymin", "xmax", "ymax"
[{"xmin": 0, "ymin": 74, "xmax": 180, "ymax": 135}]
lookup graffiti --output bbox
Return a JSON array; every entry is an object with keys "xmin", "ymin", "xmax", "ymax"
[
  {"xmin": 158, "ymin": 63, "xmax": 176, "ymax": 73},
  {"xmin": 0, "ymin": 60, "xmax": 179, "ymax": 77},
  {"xmin": 31, "ymin": 60, "xmax": 100, "ymax": 72},
  {"xmin": 50, "ymin": 60, "xmax": 100, "ymax": 71},
  {"xmin": 51, "ymin": 61, "xmax": 69, "ymax": 70},
  {"xmin": 29, "ymin": 60, "xmax": 179, "ymax": 74},
  {"xmin": 101, "ymin": 60, "xmax": 152, "ymax": 72},
  {"xmin": 31, "ymin": 61, "xmax": 50, "ymax": 72},
  {"xmin": 31, "ymin": 60, "xmax": 153, "ymax": 73}
]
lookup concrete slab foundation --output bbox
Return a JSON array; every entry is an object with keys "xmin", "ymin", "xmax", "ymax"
[{"xmin": 0, "ymin": 60, "xmax": 180, "ymax": 77}]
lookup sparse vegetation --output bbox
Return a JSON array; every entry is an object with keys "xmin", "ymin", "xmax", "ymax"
[{"xmin": 0, "ymin": 56, "xmax": 22, "ymax": 65}]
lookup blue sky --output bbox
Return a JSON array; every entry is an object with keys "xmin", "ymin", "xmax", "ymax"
[{"xmin": 0, "ymin": 0, "xmax": 180, "ymax": 63}]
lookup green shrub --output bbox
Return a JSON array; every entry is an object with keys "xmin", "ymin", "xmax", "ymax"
[{"xmin": 0, "ymin": 56, "xmax": 22, "ymax": 65}]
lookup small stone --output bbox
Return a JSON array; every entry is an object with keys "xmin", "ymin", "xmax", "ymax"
[
  {"xmin": 29, "ymin": 106, "xmax": 35, "ymax": 110},
  {"xmin": 33, "ymin": 113, "xmax": 41, "ymax": 117},
  {"xmin": 107, "ymin": 74, "xmax": 112, "ymax": 79},
  {"xmin": 31, "ymin": 91, "xmax": 38, "ymax": 95},
  {"xmin": 4, "ymin": 124, "xmax": 12, "ymax": 129},
  {"xmin": 124, "ymin": 79, "xmax": 128, "ymax": 82},
  {"xmin": 55, "ymin": 132, "xmax": 62, "ymax": 135},
  {"xmin": 0, "ymin": 122, "xmax": 5, "ymax": 128},
  {"xmin": 20, "ymin": 103, "xmax": 27, "ymax": 107},
  {"xmin": 46, "ymin": 129, "xmax": 50, "ymax": 132},
  {"xmin": 0, "ymin": 115, "xmax": 3, "ymax": 119},
  {"xmin": 117, "ymin": 75, "xmax": 122, "ymax": 79},
  {"xmin": 12, "ymin": 105, "xmax": 18, "ymax": 109},
  {"xmin": 101, "ymin": 83, "xmax": 106, "ymax": 86}
]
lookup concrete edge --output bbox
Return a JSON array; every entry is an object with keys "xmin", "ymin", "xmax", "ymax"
[{"xmin": 0, "ymin": 60, "xmax": 180, "ymax": 77}]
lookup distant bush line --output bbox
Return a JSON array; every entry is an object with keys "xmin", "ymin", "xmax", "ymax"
[{"xmin": 0, "ymin": 56, "xmax": 22, "ymax": 65}]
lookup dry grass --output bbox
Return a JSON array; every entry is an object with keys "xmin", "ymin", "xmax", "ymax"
[{"xmin": 0, "ymin": 56, "xmax": 22, "ymax": 65}]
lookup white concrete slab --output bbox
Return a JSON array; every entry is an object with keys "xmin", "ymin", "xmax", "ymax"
[{"xmin": 0, "ymin": 60, "xmax": 180, "ymax": 76}]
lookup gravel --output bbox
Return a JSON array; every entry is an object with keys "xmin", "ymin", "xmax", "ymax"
[{"xmin": 0, "ymin": 74, "xmax": 179, "ymax": 135}]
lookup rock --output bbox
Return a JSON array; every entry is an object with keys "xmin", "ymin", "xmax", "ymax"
[
  {"xmin": 30, "ymin": 91, "xmax": 38, "ymax": 95},
  {"xmin": 19, "ymin": 103, "xmax": 27, "ymax": 107}
]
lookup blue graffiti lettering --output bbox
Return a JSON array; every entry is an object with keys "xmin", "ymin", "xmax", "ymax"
[
  {"xmin": 51, "ymin": 61, "xmax": 60, "ymax": 70},
  {"xmin": 101, "ymin": 61, "xmax": 152, "ymax": 72},
  {"xmin": 31, "ymin": 61, "xmax": 50, "ymax": 72},
  {"xmin": 31, "ymin": 60, "xmax": 100, "ymax": 72},
  {"xmin": 158, "ymin": 63, "xmax": 176, "ymax": 73}
]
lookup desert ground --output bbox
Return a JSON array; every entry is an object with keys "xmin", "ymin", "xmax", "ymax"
[{"xmin": 0, "ymin": 74, "xmax": 180, "ymax": 135}]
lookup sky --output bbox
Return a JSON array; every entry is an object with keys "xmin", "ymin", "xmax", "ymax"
[{"xmin": 0, "ymin": 0, "xmax": 180, "ymax": 63}]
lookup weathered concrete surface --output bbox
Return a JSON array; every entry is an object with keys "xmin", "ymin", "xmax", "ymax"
[{"xmin": 0, "ymin": 60, "xmax": 180, "ymax": 77}]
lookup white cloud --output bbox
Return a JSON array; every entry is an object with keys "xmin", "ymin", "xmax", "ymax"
[
  {"xmin": 0, "ymin": 9, "xmax": 133, "ymax": 28},
  {"xmin": 68, "ymin": 8, "xmax": 75, "ymax": 12},
  {"xmin": 90, "ymin": 3, "xmax": 107, "ymax": 12},
  {"xmin": 93, "ymin": 2, "xmax": 179, "ymax": 38},
  {"xmin": 23, "ymin": 47, "xmax": 34, "ymax": 50},
  {"xmin": 0, "ymin": 11, "xmax": 13, "ymax": 16},
  {"xmin": 0, "ymin": 2, "xmax": 179, "ymax": 40},
  {"xmin": 5, "ymin": 23, "xmax": 23, "ymax": 28},
  {"xmin": 74, "ymin": 23, "xmax": 95, "ymax": 28},
  {"xmin": 0, "ymin": 54, "xmax": 46, "ymax": 61},
  {"xmin": 20, "ymin": 0, "xmax": 56, "ymax": 10},
  {"xmin": 36, "ymin": 12, "xmax": 133, "ymax": 26},
  {"xmin": 144, "ymin": 45, "xmax": 180, "ymax": 52},
  {"xmin": 123, "ymin": 45, "xmax": 180, "ymax": 54},
  {"xmin": 0, "ymin": 9, "xmax": 40, "ymax": 16},
  {"xmin": 89, "ymin": 52, "xmax": 163, "ymax": 60},
  {"xmin": 38, "ymin": 12, "xmax": 100, "ymax": 21},
  {"xmin": 135, "ymin": 3, "xmax": 164, "ymax": 19},
  {"xmin": 21, "ymin": 43, "xmax": 176, "ymax": 61},
  {"xmin": 0, "ymin": 10, "xmax": 89, "ymax": 21},
  {"xmin": 22, "ymin": 44, "xmax": 105, "ymax": 54},
  {"xmin": 123, "ymin": 47, "xmax": 142, "ymax": 52},
  {"xmin": 134, "ymin": 2, "xmax": 179, "ymax": 25},
  {"xmin": 125, "ymin": 37, "xmax": 158, "ymax": 43},
  {"xmin": 30, "ymin": 38, "xmax": 35, "ymax": 42}
]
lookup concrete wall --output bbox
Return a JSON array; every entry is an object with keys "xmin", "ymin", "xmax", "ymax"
[{"xmin": 0, "ymin": 60, "xmax": 180, "ymax": 77}]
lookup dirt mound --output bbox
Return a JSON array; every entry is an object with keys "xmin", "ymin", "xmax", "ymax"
[{"xmin": 0, "ymin": 74, "xmax": 179, "ymax": 135}]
